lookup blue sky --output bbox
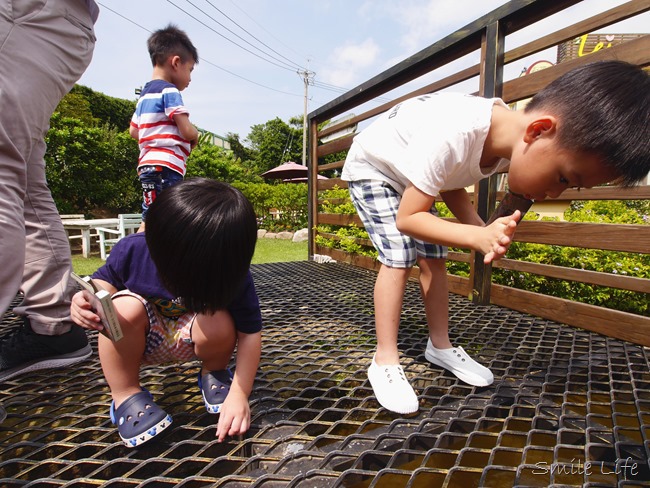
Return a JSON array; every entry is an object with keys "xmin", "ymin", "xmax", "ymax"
[{"xmin": 79, "ymin": 1, "xmax": 646, "ymax": 140}]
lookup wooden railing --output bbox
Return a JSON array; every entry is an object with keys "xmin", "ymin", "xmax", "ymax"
[{"xmin": 307, "ymin": 0, "xmax": 650, "ymax": 346}]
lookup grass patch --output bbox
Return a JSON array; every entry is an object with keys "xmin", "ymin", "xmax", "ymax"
[
  {"xmin": 252, "ymin": 238, "xmax": 307, "ymax": 264},
  {"xmin": 71, "ymin": 238, "xmax": 308, "ymax": 275},
  {"xmin": 72, "ymin": 255, "xmax": 104, "ymax": 276}
]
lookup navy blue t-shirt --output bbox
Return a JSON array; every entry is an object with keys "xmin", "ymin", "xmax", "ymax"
[{"xmin": 93, "ymin": 233, "xmax": 262, "ymax": 334}]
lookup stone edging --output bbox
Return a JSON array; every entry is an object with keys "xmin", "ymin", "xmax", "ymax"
[{"xmin": 257, "ymin": 228, "xmax": 308, "ymax": 243}]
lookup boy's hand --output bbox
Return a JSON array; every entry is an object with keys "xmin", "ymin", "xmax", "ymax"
[
  {"xmin": 70, "ymin": 290, "xmax": 104, "ymax": 331},
  {"xmin": 482, "ymin": 210, "xmax": 521, "ymax": 264},
  {"xmin": 215, "ymin": 389, "xmax": 251, "ymax": 442}
]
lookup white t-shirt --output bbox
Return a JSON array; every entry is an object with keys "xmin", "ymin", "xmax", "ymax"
[{"xmin": 341, "ymin": 93, "xmax": 511, "ymax": 197}]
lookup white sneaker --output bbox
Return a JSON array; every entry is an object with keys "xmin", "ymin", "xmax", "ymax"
[
  {"xmin": 424, "ymin": 339, "xmax": 494, "ymax": 387},
  {"xmin": 367, "ymin": 356, "xmax": 419, "ymax": 414}
]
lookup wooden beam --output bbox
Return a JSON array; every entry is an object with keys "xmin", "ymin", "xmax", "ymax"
[
  {"xmin": 490, "ymin": 284, "xmax": 650, "ymax": 347},
  {"xmin": 513, "ymin": 221, "xmax": 650, "ymax": 253}
]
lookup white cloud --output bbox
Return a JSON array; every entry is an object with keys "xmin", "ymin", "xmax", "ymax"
[
  {"xmin": 322, "ymin": 38, "xmax": 380, "ymax": 87},
  {"xmin": 390, "ymin": 0, "xmax": 508, "ymax": 54}
]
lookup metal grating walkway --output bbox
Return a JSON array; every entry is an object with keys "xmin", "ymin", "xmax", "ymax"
[{"xmin": 0, "ymin": 261, "xmax": 649, "ymax": 487}]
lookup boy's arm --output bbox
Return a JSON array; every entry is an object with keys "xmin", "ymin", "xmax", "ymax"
[
  {"xmin": 92, "ymin": 278, "xmax": 118, "ymax": 295},
  {"xmin": 216, "ymin": 330, "xmax": 261, "ymax": 442},
  {"xmin": 396, "ymin": 183, "xmax": 519, "ymax": 262},
  {"xmin": 129, "ymin": 124, "xmax": 139, "ymax": 140},
  {"xmin": 439, "ymin": 188, "xmax": 484, "ymax": 226},
  {"xmin": 173, "ymin": 113, "xmax": 199, "ymax": 148}
]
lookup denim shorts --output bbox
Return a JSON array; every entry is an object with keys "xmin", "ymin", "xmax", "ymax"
[
  {"xmin": 138, "ymin": 166, "xmax": 183, "ymax": 220},
  {"xmin": 348, "ymin": 180, "xmax": 447, "ymax": 268}
]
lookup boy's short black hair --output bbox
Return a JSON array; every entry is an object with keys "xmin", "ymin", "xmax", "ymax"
[
  {"xmin": 148, "ymin": 24, "xmax": 199, "ymax": 66},
  {"xmin": 145, "ymin": 178, "xmax": 257, "ymax": 314},
  {"xmin": 525, "ymin": 60, "xmax": 649, "ymax": 186}
]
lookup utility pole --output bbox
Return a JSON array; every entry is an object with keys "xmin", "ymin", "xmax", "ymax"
[{"xmin": 298, "ymin": 67, "xmax": 315, "ymax": 166}]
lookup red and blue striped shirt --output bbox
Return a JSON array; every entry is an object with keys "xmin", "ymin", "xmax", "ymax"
[{"xmin": 131, "ymin": 79, "xmax": 191, "ymax": 176}]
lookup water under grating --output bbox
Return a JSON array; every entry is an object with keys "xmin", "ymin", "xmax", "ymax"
[{"xmin": 0, "ymin": 261, "xmax": 648, "ymax": 487}]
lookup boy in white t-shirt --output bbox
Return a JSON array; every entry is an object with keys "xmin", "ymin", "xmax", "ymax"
[{"xmin": 341, "ymin": 61, "xmax": 650, "ymax": 414}]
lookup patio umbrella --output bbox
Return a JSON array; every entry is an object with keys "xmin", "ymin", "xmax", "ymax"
[
  {"xmin": 261, "ymin": 161, "xmax": 308, "ymax": 180},
  {"xmin": 282, "ymin": 174, "xmax": 329, "ymax": 183}
]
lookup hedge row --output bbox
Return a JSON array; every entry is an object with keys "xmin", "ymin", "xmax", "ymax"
[{"xmin": 315, "ymin": 187, "xmax": 649, "ymax": 316}]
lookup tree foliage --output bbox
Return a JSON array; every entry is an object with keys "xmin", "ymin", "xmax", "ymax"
[
  {"xmin": 186, "ymin": 144, "xmax": 250, "ymax": 183},
  {"xmin": 45, "ymin": 114, "xmax": 140, "ymax": 215},
  {"xmin": 234, "ymin": 181, "xmax": 308, "ymax": 232},
  {"xmin": 246, "ymin": 117, "xmax": 303, "ymax": 174},
  {"xmin": 46, "ymin": 84, "xmax": 311, "ymax": 216},
  {"xmin": 315, "ymin": 187, "xmax": 649, "ymax": 316},
  {"xmin": 69, "ymin": 85, "xmax": 136, "ymax": 131}
]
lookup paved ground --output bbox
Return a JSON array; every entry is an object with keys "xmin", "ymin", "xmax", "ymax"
[{"xmin": 0, "ymin": 261, "xmax": 648, "ymax": 487}]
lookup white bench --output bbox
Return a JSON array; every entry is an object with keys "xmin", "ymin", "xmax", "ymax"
[{"xmin": 96, "ymin": 213, "xmax": 142, "ymax": 260}]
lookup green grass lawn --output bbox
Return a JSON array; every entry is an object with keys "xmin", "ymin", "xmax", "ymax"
[{"xmin": 71, "ymin": 238, "xmax": 308, "ymax": 275}]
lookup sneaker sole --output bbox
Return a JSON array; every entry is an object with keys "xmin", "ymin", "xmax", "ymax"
[
  {"xmin": 0, "ymin": 344, "xmax": 93, "ymax": 382},
  {"xmin": 203, "ymin": 398, "xmax": 224, "ymax": 414},
  {"xmin": 120, "ymin": 413, "xmax": 173, "ymax": 448},
  {"xmin": 424, "ymin": 350, "xmax": 493, "ymax": 387}
]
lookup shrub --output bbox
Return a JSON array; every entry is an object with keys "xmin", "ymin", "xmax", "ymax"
[
  {"xmin": 234, "ymin": 182, "xmax": 308, "ymax": 232},
  {"xmin": 46, "ymin": 114, "xmax": 140, "ymax": 215},
  {"xmin": 315, "ymin": 189, "xmax": 649, "ymax": 315}
]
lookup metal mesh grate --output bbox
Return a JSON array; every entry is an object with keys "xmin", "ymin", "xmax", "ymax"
[{"xmin": 1, "ymin": 261, "xmax": 648, "ymax": 487}]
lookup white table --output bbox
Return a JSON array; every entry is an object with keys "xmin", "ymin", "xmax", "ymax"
[{"xmin": 62, "ymin": 218, "xmax": 119, "ymax": 258}]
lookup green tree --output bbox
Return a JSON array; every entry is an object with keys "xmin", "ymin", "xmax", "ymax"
[
  {"xmin": 246, "ymin": 116, "xmax": 303, "ymax": 174},
  {"xmin": 69, "ymin": 85, "xmax": 136, "ymax": 131},
  {"xmin": 185, "ymin": 144, "xmax": 250, "ymax": 183},
  {"xmin": 226, "ymin": 132, "xmax": 254, "ymax": 163},
  {"xmin": 45, "ymin": 114, "xmax": 140, "ymax": 215},
  {"xmin": 56, "ymin": 92, "xmax": 99, "ymax": 126}
]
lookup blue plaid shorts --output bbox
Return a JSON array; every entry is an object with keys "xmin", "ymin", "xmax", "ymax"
[{"xmin": 348, "ymin": 180, "xmax": 447, "ymax": 268}]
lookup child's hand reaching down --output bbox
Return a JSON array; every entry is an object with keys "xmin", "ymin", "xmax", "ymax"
[{"xmin": 216, "ymin": 388, "xmax": 251, "ymax": 442}]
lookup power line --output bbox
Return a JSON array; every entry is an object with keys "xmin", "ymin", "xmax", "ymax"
[
  {"xmin": 97, "ymin": 3, "xmax": 152, "ymax": 33},
  {"xmin": 96, "ymin": 4, "xmax": 389, "ymax": 114},
  {"xmin": 201, "ymin": 58, "xmax": 301, "ymax": 97},
  {"xmin": 225, "ymin": 0, "xmax": 309, "ymax": 62},
  {"xmin": 166, "ymin": 0, "xmax": 297, "ymax": 72},
  {"xmin": 202, "ymin": 0, "xmax": 305, "ymax": 71},
  {"xmin": 96, "ymin": 2, "xmax": 302, "ymax": 98},
  {"xmin": 312, "ymin": 79, "xmax": 393, "ymax": 103}
]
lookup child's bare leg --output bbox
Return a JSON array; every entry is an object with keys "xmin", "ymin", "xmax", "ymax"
[
  {"xmin": 192, "ymin": 310, "xmax": 237, "ymax": 373},
  {"xmin": 98, "ymin": 296, "xmax": 148, "ymax": 408},
  {"xmin": 368, "ymin": 263, "xmax": 419, "ymax": 414},
  {"xmin": 418, "ymin": 257, "xmax": 494, "ymax": 386},
  {"xmin": 417, "ymin": 257, "xmax": 452, "ymax": 349},
  {"xmin": 373, "ymin": 264, "xmax": 410, "ymax": 365}
]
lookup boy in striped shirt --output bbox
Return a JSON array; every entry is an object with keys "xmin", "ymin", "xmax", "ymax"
[{"xmin": 130, "ymin": 24, "xmax": 199, "ymax": 229}]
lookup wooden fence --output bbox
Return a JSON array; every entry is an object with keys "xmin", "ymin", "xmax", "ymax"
[{"xmin": 306, "ymin": 0, "xmax": 650, "ymax": 346}]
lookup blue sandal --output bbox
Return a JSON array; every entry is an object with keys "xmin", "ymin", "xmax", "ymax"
[
  {"xmin": 198, "ymin": 369, "xmax": 233, "ymax": 414},
  {"xmin": 110, "ymin": 390, "xmax": 172, "ymax": 448}
]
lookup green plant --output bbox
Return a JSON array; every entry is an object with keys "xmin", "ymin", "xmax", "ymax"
[
  {"xmin": 235, "ymin": 182, "xmax": 308, "ymax": 232},
  {"xmin": 46, "ymin": 115, "xmax": 141, "ymax": 215},
  {"xmin": 315, "ymin": 189, "xmax": 649, "ymax": 315}
]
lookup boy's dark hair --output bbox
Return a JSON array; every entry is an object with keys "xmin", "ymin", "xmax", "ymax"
[
  {"xmin": 145, "ymin": 178, "xmax": 257, "ymax": 314},
  {"xmin": 525, "ymin": 60, "xmax": 649, "ymax": 186},
  {"xmin": 148, "ymin": 24, "xmax": 199, "ymax": 67}
]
